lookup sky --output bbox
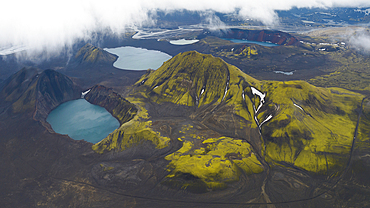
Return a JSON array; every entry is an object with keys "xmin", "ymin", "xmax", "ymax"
[{"xmin": 1, "ymin": 0, "xmax": 370, "ymax": 58}]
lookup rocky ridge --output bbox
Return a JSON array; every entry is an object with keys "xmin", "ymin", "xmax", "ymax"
[
  {"xmin": 84, "ymin": 85, "xmax": 138, "ymax": 125},
  {"xmin": 0, "ymin": 67, "xmax": 81, "ymax": 130}
]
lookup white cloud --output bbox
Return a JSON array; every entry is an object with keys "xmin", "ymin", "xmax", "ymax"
[
  {"xmin": 200, "ymin": 11, "xmax": 227, "ymax": 31},
  {"xmin": 1, "ymin": 0, "xmax": 370, "ymax": 59},
  {"xmin": 349, "ymin": 32, "xmax": 370, "ymax": 53}
]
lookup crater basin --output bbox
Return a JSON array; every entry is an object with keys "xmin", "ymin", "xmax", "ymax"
[{"xmin": 47, "ymin": 99, "xmax": 120, "ymax": 143}]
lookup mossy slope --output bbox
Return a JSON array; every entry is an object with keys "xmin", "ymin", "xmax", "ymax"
[
  {"xmin": 91, "ymin": 96, "xmax": 171, "ymax": 154},
  {"xmin": 92, "ymin": 51, "xmax": 366, "ymax": 190},
  {"xmin": 135, "ymin": 51, "xmax": 260, "ymax": 122},
  {"xmin": 75, "ymin": 43, "xmax": 117, "ymax": 64},
  {"xmin": 259, "ymin": 81, "xmax": 363, "ymax": 174}
]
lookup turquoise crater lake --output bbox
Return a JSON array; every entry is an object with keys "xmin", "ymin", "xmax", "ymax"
[
  {"xmin": 104, "ymin": 46, "xmax": 172, "ymax": 70},
  {"xmin": 47, "ymin": 99, "xmax": 120, "ymax": 143}
]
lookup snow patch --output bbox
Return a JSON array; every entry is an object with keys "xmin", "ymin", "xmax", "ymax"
[
  {"xmin": 259, "ymin": 115, "xmax": 273, "ymax": 128},
  {"xmin": 170, "ymin": 39, "xmax": 199, "ymax": 45},
  {"xmin": 293, "ymin": 103, "xmax": 304, "ymax": 111},
  {"xmin": 274, "ymin": 71, "xmax": 294, "ymax": 75},
  {"xmin": 200, "ymin": 87, "xmax": 205, "ymax": 96},
  {"xmin": 251, "ymin": 87, "xmax": 265, "ymax": 102},
  {"xmin": 251, "ymin": 87, "xmax": 265, "ymax": 113},
  {"xmin": 81, "ymin": 89, "xmax": 91, "ymax": 98},
  {"xmin": 222, "ymin": 76, "xmax": 230, "ymax": 101}
]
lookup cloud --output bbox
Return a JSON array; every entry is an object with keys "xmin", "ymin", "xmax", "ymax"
[
  {"xmin": 200, "ymin": 11, "xmax": 227, "ymax": 31},
  {"xmin": 349, "ymin": 30, "xmax": 370, "ymax": 53},
  {"xmin": 1, "ymin": 0, "xmax": 370, "ymax": 59}
]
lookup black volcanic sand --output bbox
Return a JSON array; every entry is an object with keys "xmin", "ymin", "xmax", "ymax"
[{"xmin": 63, "ymin": 65, "xmax": 146, "ymax": 90}]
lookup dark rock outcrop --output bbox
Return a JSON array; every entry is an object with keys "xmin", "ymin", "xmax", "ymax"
[
  {"xmin": 34, "ymin": 69, "xmax": 81, "ymax": 125},
  {"xmin": 84, "ymin": 85, "xmax": 137, "ymax": 125},
  {"xmin": 0, "ymin": 68, "xmax": 81, "ymax": 130}
]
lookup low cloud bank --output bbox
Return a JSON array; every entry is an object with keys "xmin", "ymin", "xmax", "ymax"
[
  {"xmin": 349, "ymin": 32, "xmax": 370, "ymax": 53},
  {"xmin": 1, "ymin": 0, "xmax": 370, "ymax": 59}
]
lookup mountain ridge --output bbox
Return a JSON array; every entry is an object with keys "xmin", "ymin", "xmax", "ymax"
[{"xmin": 0, "ymin": 67, "xmax": 81, "ymax": 130}]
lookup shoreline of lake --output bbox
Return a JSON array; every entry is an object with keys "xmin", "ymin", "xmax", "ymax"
[
  {"xmin": 47, "ymin": 99, "xmax": 120, "ymax": 144},
  {"xmin": 104, "ymin": 46, "xmax": 172, "ymax": 70}
]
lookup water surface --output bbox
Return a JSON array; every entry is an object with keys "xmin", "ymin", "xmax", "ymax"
[
  {"xmin": 222, "ymin": 38, "xmax": 279, "ymax": 47},
  {"xmin": 104, "ymin": 46, "xmax": 172, "ymax": 70},
  {"xmin": 47, "ymin": 99, "xmax": 119, "ymax": 143},
  {"xmin": 170, "ymin": 39, "xmax": 199, "ymax": 45},
  {"xmin": 274, "ymin": 70, "xmax": 294, "ymax": 75}
]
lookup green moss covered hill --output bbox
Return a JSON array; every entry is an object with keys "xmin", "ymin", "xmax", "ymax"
[
  {"xmin": 75, "ymin": 43, "xmax": 117, "ymax": 64},
  {"xmin": 91, "ymin": 51, "xmax": 369, "ymax": 191}
]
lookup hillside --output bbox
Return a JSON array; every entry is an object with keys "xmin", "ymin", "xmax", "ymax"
[
  {"xmin": 0, "ymin": 67, "xmax": 81, "ymax": 130},
  {"xmin": 91, "ymin": 51, "xmax": 368, "ymax": 197},
  {"xmin": 74, "ymin": 43, "xmax": 117, "ymax": 65},
  {"xmin": 1, "ymin": 50, "xmax": 370, "ymax": 207}
]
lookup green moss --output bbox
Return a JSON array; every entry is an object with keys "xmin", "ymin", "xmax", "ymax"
[
  {"xmin": 261, "ymin": 80, "xmax": 364, "ymax": 173},
  {"xmin": 165, "ymin": 137, "xmax": 264, "ymax": 188},
  {"xmin": 92, "ymin": 99, "xmax": 170, "ymax": 154},
  {"xmin": 198, "ymin": 36, "xmax": 234, "ymax": 47},
  {"xmin": 236, "ymin": 46, "xmax": 258, "ymax": 58},
  {"xmin": 308, "ymin": 50, "xmax": 370, "ymax": 93},
  {"xmin": 75, "ymin": 43, "xmax": 116, "ymax": 64},
  {"xmin": 134, "ymin": 51, "xmax": 261, "ymax": 131},
  {"xmin": 135, "ymin": 51, "xmax": 230, "ymax": 107}
]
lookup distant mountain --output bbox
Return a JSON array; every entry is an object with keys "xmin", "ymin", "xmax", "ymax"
[
  {"xmin": 61, "ymin": 43, "xmax": 145, "ymax": 89},
  {"xmin": 205, "ymin": 28, "xmax": 300, "ymax": 46},
  {"xmin": 74, "ymin": 43, "xmax": 117, "ymax": 65},
  {"xmin": 277, "ymin": 7, "xmax": 370, "ymax": 26},
  {"xmin": 151, "ymin": 7, "xmax": 370, "ymax": 30}
]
